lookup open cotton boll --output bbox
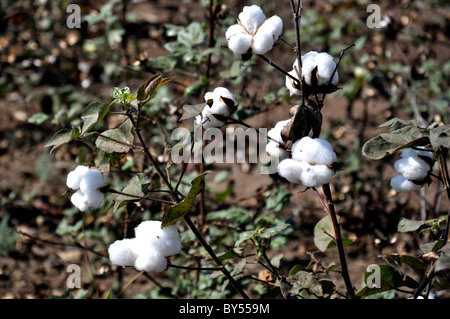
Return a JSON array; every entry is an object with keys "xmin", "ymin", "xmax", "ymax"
[
  {"xmin": 70, "ymin": 190, "xmax": 90, "ymax": 212},
  {"xmin": 401, "ymin": 147, "xmax": 433, "ymax": 161},
  {"xmin": 268, "ymin": 119, "xmax": 290, "ymax": 143},
  {"xmin": 198, "ymin": 107, "xmax": 226, "ymax": 129},
  {"xmin": 394, "ymin": 156, "xmax": 431, "ymax": 180},
  {"xmin": 390, "ymin": 175, "xmax": 421, "ymax": 192},
  {"xmin": 292, "ymin": 136, "xmax": 336, "ymax": 166},
  {"xmin": 66, "ymin": 165, "xmax": 89, "ymax": 190},
  {"xmin": 266, "ymin": 141, "xmax": 290, "ymax": 161},
  {"xmin": 286, "ymin": 69, "xmax": 302, "ymax": 97},
  {"xmin": 238, "ymin": 5, "xmax": 266, "ymax": 35},
  {"xmin": 277, "ymin": 158, "xmax": 303, "ymax": 183},
  {"xmin": 108, "ymin": 238, "xmax": 138, "ymax": 267},
  {"xmin": 134, "ymin": 248, "xmax": 167, "ymax": 273},
  {"xmin": 299, "ymin": 163, "xmax": 334, "ymax": 188},
  {"xmin": 314, "ymin": 52, "xmax": 338, "ymax": 85},
  {"xmin": 79, "ymin": 169, "xmax": 104, "ymax": 194},
  {"xmin": 134, "ymin": 221, "xmax": 182, "ymax": 257},
  {"xmin": 299, "ymin": 52, "xmax": 318, "ymax": 85},
  {"xmin": 226, "ymin": 32, "xmax": 253, "ymax": 54},
  {"xmin": 85, "ymin": 190, "xmax": 105, "ymax": 209},
  {"xmin": 251, "ymin": 16, "xmax": 283, "ymax": 55}
]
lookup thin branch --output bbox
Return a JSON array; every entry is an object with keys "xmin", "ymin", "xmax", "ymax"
[
  {"xmin": 256, "ymin": 53, "xmax": 300, "ymax": 85},
  {"xmin": 168, "ymin": 263, "xmax": 222, "ymax": 271},
  {"xmin": 108, "ymin": 188, "xmax": 177, "ymax": 205}
]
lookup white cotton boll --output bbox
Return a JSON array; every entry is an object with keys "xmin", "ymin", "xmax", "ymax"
[
  {"xmin": 277, "ymin": 158, "xmax": 303, "ymax": 183},
  {"xmin": 390, "ymin": 175, "xmax": 420, "ymax": 192},
  {"xmin": 268, "ymin": 119, "xmax": 290, "ymax": 142},
  {"xmin": 401, "ymin": 147, "xmax": 433, "ymax": 160},
  {"xmin": 225, "ymin": 24, "xmax": 247, "ymax": 40},
  {"xmin": 208, "ymin": 87, "xmax": 237, "ymax": 116},
  {"xmin": 108, "ymin": 238, "xmax": 137, "ymax": 267},
  {"xmin": 292, "ymin": 136, "xmax": 336, "ymax": 166},
  {"xmin": 252, "ymin": 31, "xmax": 275, "ymax": 55},
  {"xmin": 266, "ymin": 141, "xmax": 290, "ymax": 161},
  {"xmin": 79, "ymin": 169, "xmax": 104, "ymax": 194},
  {"xmin": 258, "ymin": 15, "xmax": 283, "ymax": 41},
  {"xmin": 299, "ymin": 163, "xmax": 334, "ymax": 188},
  {"xmin": 66, "ymin": 165, "xmax": 89, "ymax": 190},
  {"xmin": 315, "ymin": 52, "xmax": 338, "ymax": 85},
  {"xmin": 227, "ymin": 31, "xmax": 253, "ymax": 55},
  {"xmin": 286, "ymin": 69, "xmax": 302, "ymax": 97},
  {"xmin": 134, "ymin": 221, "xmax": 182, "ymax": 257},
  {"xmin": 394, "ymin": 156, "xmax": 430, "ymax": 180},
  {"xmin": 300, "ymin": 52, "xmax": 318, "ymax": 85},
  {"xmin": 85, "ymin": 189, "xmax": 104, "ymax": 209},
  {"xmin": 238, "ymin": 5, "xmax": 266, "ymax": 35},
  {"xmin": 70, "ymin": 190, "xmax": 90, "ymax": 212},
  {"xmin": 134, "ymin": 249, "xmax": 167, "ymax": 273}
]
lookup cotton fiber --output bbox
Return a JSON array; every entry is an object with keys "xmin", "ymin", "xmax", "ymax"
[{"xmin": 66, "ymin": 166, "xmax": 105, "ymax": 211}]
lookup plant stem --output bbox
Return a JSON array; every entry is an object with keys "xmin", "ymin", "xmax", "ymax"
[
  {"xmin": 108, "ymin": 188, "xmax": 176, "ymax": 205},
  {"xmin": 289, "ymin": 0, "xmax": 304, "ymax": 105},
  {"xmin": 127, "ymin": 102, "xmax": 249, "ymax": 299},
  {"xmin": 256, "ymin": 54, "xmax": 300, "ymax": 85},
  {"xmin": 321, "ymin": 184, "xmax": 355, "ymax": 299}
]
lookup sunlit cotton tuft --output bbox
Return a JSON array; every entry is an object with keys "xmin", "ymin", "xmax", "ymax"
[{"xmin": 226, "ymin": 5, "xmax": 283, "ymax": 55}]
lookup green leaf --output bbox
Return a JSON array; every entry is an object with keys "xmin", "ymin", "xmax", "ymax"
[
  {"xmin": 435, "ymin": 244, "xmax": 450, "ymax": 272},
  {"xmin": 314, "ymin": 216, "xmax": 336, "ymax": 252},
  {"xmin": 113, "ymin": 173, "xmax": 151, "ymax": 212},
  {"xmin": 261, "ymin": 223, "xmax": 290, "ymax": 239},
  {"xmin": 285, "ymin": 271, "xmax": 323, "ymax": 299},
  {"xmin": 179, "ymin": 103, "xmax": 206, "ymax": 121},
  {"xmin": 95, "ymin": 119, "xmax": 135, "ymax": 153},
  {"xmin": 44, "ymin": 128, "xmax": 75, "ymax": 153},
  {"xmin": 270, "ymin": 253, "xmax": 283, "ymax": 268},
  {"xmin": 397, "ymin": 217, "xmax": 427, "ymax": 232},
  {"xmin": 430, "ymin": 124, "xmax": 450, "ymax": 150},
  {"xmin": 81, "ymin": 102, "xmax": 110, "ymax": 135},
  {"xmin": 266, "ymin": 187, "xmax": 292, "ymax": 212},
  {"xmin": 385, "ymin": 254, "xmax": 424, "ymax": 276},
  {"xmin": 146, "ymin": 57, "xmax": 177, "ymax": 72},
  {"xmin": 362, "ymin": 118, "xmax": 428, "ymax": 160},
  {"xmin": 28, "ymin": 112, "xmax": 49, "ymax": 124},
  {"xmin": 137, "ymin": 74, "xmax": 162, "ymax": 101},
  {"xmin": 161, "ymin": 171, "xmax": 212, "ymax": 227},
  {"xmin": 206, "ymin": 207, "xmax": 252, "ymax": 225},
  {"xmin": 235, "ymin": 231, "xmax": 254, "ymax": 247},
  {"xmin": 357, "ymin": 265, "xmax": 418, "ymax": 298},
  {"xmin": 95, "ymin": 151, "xmax": 126, "ymax": 173}
]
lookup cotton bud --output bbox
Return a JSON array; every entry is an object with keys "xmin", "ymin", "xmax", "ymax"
[
  {"xmin": 196, "ymin": 87, "xmax": 237, "ymax": 129},
  {"xmin": 226, "ymin": 4, "xmax": 283, "ymax": 56},
  {"xmin": 66, "ymin": 166, "xmax": 105, "ymax": 211}
]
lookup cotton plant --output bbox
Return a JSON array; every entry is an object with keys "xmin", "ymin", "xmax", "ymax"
[
  {"xmin": 66, "ymin": 165, "xmax": 105, "ymax": 212},
  {"xmin": 195, "ymin": 87, "xmax": 238, "ymax": 129},
  {"xmin": 390, "ymin": 147, "xmax": 434, "ymax": 192},
  {"xmin": 225, "ymin": 4, "xmax": 283, "ymax": 56},
  {"xmin": 108, "ymin": 220, "xmax": 182, "ymax": 273}
]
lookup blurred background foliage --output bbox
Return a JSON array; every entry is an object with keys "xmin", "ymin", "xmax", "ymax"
[{"xmin": 0, "ymin": 0, "xmax": 449, "ymax": 298}]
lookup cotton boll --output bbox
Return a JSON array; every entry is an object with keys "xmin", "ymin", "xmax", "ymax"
[
  {"xmin": 268, "ymin": 119, "xmax": 290, "ymax": 143},
  {"xmin": 66, "ymin": 165, "xmax": 89, "ymax": 190},
  {"xmin": 85, "ymin": 190, "xmax": 105, "ymax": 209},
  {"xmin": 70, "ymin": 190, "xmax": 90, "ymax": 212},
  {"xmin": 134, "ymin": 248, "xmax": 167, "ymax": 273},
  {"xmin": 227, "ymin": 31, "xmax": 253, "ymax": 55},
  {"xmin": 108, "ymin": 238, "xmax": 137, "ymax": 267},
  {"xmin": 277, "ymin": 159, "xmax": 303, "ymax": 183},
  {"xmin": 292, "ymin": 136, "xmax": 336, "ymax": 166},
  {"xmin": 266, "ymin": 141, "xmax": 290, "ymax": 161},
  {"xmin": 401, "ymin": 147, "xmax": 433, "ymax": 161},
  {"xmin": 238, "ymin": 5, "xmax": 266, "ymax": 35},
  {"xmin": 211, "ymin": 87, "xmax": 237, "ymax": 106},
  {"xmin": 300, "ymin": 52, "xmax": 318, "ymax": 85},
  {"xmin": 390, "ymin": 175, "xmax": 420, "ymax": 192},
  {"xmin": 315, "ymin": 52, "xmax": 338, "ymax": 85},
  {"xmin": 394, "ymin": 156, "xmax": 430, "ymax": 180},
  {"xmin": 79, "ymin": 169, "xmax": 104, "ymax": 194},
  {"xmin": 200, "ymin": 108, "xmax": 226, "ymax": 129},
  {"xmin": 134, "ymin": 221, "xmax": 182, "ymax": 257},
  {"xmin": 286, "ymin": 69, "xmax": 302, "ymax": 96},
  {"xmin": 299, "ymin": 163, "xmax": 333, "ymax": 188},
  {"xmin": 252, "ymin": 31, "xmax": 275, "ymax": 55},
  {"xmin": 259, "ymin": 15, "xmax": 283, "ymax": 41}
]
